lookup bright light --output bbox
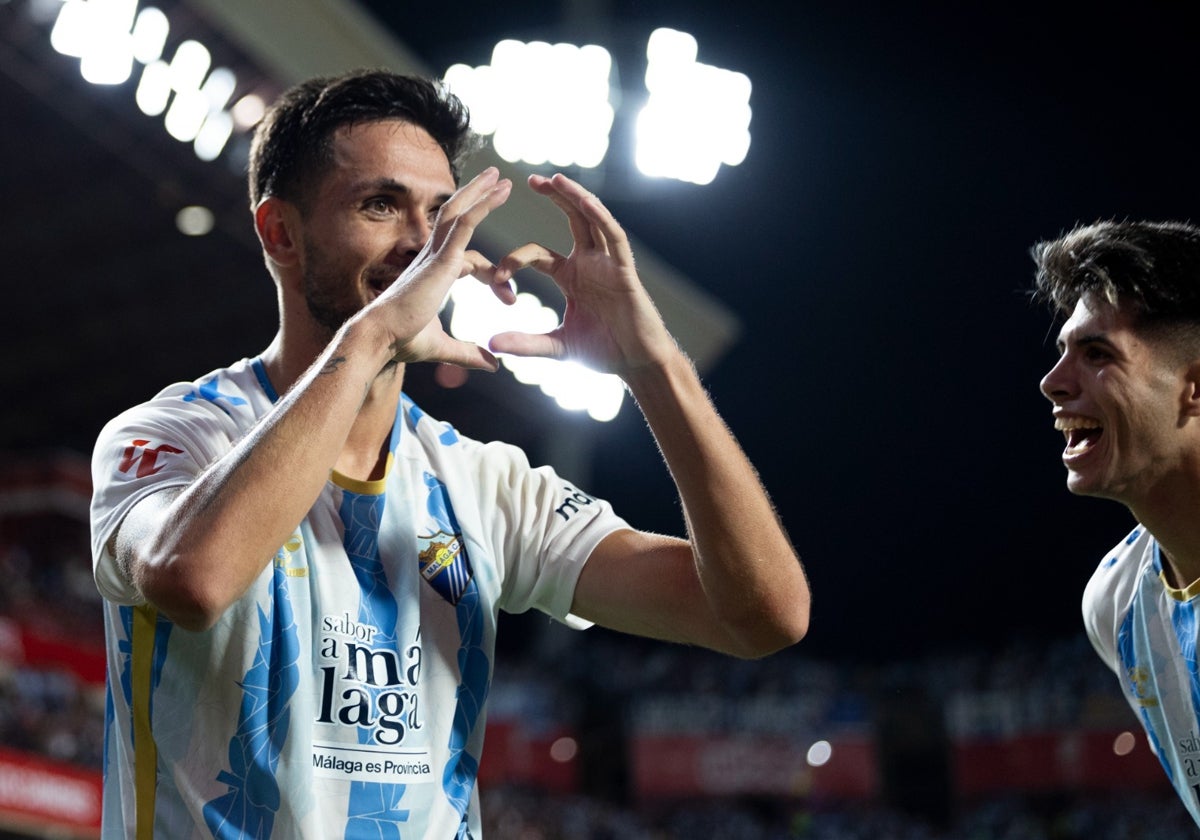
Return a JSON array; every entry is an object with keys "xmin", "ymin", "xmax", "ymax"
[
  {"xmin": 49, "ymin": 1, "xmax": 92, "ymax": 58},
  {"xmin": 79, "ymin": 31, "xmax": 133, "ymax": 85},
  {"xmin": 167, "ymin": 40, "xmax": 211, "ymax": 93},
  {"xmin": 175, "ymin": 205, "xmax": 214, "ymax": 236},
  {"xmin": 164, "ymin": 88, "xmax": 208, "ymax": 142},
  {"xmin": 806, "ymin": 740, "xmax": 832, "ymax": 767},
  {"xmin": 201, "ymin": 67, "xmax": 237, "ymax": 111},
  {"xmin": 444, "ymin": 40, "xmax": 614, "ymax": 169},
  {"xmin": 636, "ymin": 28, "xmax": 752, "ymax": 185},
  {"xmin": 194, "ymin": 111, "xmax": 234, "ymax": 161},
  {"xmin": 231, "ymin": 93, "xmax": 266, "ymax": 129},
  {"xmin": 131, "ymin": 7, "xmax": 168, "ymax": 64},
  {"xmin": 1113, "ymin": 731, "xmax": 1137, "ymax": 756},
  {"xmin": 447, "ymin": 277, "xmax": 624, "ymax": 421},
  {"xmin": 53, "ymin": 0, "xmax": 138, "ymax": 85},
  {"xmin": 43, "ymin": 2, "xmax": 246, "ymax": 165},
  {"xmin": 549, "ymin": 737, "xmax": 578, "ymax": 763},
  {"xmin": 135, "ymin": 60, "xmax": 171, "ymax": 116}
]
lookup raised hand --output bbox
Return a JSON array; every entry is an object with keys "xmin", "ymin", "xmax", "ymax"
[
  {"xmin": 364, "ymin": 167, "xmax": 514, "ymax": 371},
  {"xmin": 487, "ymin": 173, "xmax": 679, "ymax": 377}
]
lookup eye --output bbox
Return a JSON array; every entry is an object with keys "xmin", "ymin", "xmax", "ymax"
[
  {"xmin": 1083, "ymin": 345, "xmax": 1113, "ymax": 363},
  {"xmin": 363, "ymin": 196, "xmax": 395, "ymax": 215}
]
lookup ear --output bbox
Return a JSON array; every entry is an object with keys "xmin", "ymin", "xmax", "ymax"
[
  {"xmin": 1183, "ymin": 359, "xmax": 1200, "ymax": 418},
  {"xmin": 254, "ymin": 196, "xmax": 301, "ymax": 268}
]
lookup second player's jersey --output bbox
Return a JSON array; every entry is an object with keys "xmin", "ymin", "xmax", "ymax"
[{"xmin": 1084, "ymin": 525, "xmax": 1200, "ymax": 829}]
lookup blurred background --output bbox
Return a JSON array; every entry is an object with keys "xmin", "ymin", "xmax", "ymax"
[{"xmin": 3, "ymin": 0, "xmax": 1200, "ymax": 836}]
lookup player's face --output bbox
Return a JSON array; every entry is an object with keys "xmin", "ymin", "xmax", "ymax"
[
  {"xmin": 295, "ymin": 119, "xmax": 457, "ymax": 334},
  {"xmin": 1040, "ymin": 293, "xmax": 1191, "ymax": 504}
]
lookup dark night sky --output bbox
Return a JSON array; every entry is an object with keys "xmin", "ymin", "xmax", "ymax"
[{"xmin": 359, "ymin": 1, "xmax": 1200, "ymax": 660}]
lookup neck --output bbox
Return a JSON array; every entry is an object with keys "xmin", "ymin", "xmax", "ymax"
[
  {"xmin": 259, "ymin": 327, "xmax": 406, "ymax": 484},
  {"xmin": 1131, "ymin": 480, "xmax": 1200, "ymax": 590}
]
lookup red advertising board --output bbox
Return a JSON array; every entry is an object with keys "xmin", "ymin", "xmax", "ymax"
[
  {"xmin": 0, "ymin": 617, "xmax": 105, "ymax": 687},
  {"xmin": 631, "ymin": 733, "xmax": 876, "ymax": 800},
  {"xmin": 479, "ymin": 720, "xmax": 579, "ymax": 793},
  {"xmin": 0, "ymin": 748, "xmax": 101, "ymax": 838},
  {"xmin": 953, "ymin": 729, "xmax": 1171, "ymax": 796}
]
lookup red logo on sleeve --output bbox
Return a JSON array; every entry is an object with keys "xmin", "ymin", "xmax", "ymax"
[{"xmin": 118, "ymin": 439, "xmax": 184, "ymax": 478}]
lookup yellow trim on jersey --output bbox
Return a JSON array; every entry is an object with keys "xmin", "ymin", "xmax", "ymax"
[
  {"xmin": 331, "ymin": 451, "xmax": 394, "ymax": 495},
  {"xmin": 132, "ymin": 603, "xmax": 158, "ymax": 840},
  {"xmin": 1160, "ymin": 570, "xmax": 1200, "ymax": 602}
]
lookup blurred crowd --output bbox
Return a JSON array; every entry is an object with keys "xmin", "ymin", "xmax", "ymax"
[{"xmin": 479, "ymin": 787, "xmax": 1196, "ymax": 840}]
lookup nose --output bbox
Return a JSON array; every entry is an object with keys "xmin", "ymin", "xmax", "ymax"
[
  {"xmin": 405, "ymin": 212, "xmax": 434, "ymax": 254},
  {"xmin": 1039, "ymin": 353, "xmax": 1076, "ymax": 403}
]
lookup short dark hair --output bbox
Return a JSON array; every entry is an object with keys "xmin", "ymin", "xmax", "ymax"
[
  {"xmin": 1032, "ymin": 220, "xmax": 1200, "ymax": 332},
  {"xmin": 248, "ymin": 69, "xmax": 482, "ymax": 210}
]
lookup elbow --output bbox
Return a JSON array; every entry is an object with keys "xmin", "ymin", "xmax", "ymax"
[
  {"xmin": 733, "ymin": 608, "xmax": 809, "ymax": 660},
  {"xmin": 136, "ymin": 553, "xmax": 229, "ymax": 632},
  {"xmin": 723, "ymin": 585, "xmax": 811, "ymax": 660}
]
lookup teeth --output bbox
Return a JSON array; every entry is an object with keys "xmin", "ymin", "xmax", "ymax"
[
  {"xmin": 1054, "ymin": 416, "xmax": 1101, "ymax": 432},
  {"xmin": 1065, "ymin": 436, "xmax": 1094, "ymax": 456}
]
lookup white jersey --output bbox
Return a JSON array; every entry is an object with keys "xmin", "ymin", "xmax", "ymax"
[
  {"xmin": 1083, "ymin": 525, "xmax": 1200, "ymax": 828},
  {"xmin": 90, "ymin": 357, "xmax": 629, "ymax": 839}
]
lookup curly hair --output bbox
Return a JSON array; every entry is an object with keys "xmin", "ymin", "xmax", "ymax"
[
  {"xmin": 1032, "ymin": 220, "xmax": 1200, "ymax": 331},
  {"xmin": 247, "ymin": 69, "xmax": 482, "ymax": 210}
]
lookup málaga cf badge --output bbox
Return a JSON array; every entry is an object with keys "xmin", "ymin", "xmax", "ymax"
[{"xmin": 417, "ymin": 531, "xmax": 473, "ymax": 606}]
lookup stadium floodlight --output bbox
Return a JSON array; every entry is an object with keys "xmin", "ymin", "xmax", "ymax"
[
  {"xmin": 167, "ymin": 39, "xmax": 211, "ymax": 93},
  {"xmin": 231, "ymin": 93, "xmax": 266, "ymax": 129},
  {"xmin": 635, "ymin": 28, "xmax": 752, "ymax": 185},
  {"xmin": 194, "ymin": 110, "xmax": 234, "ymax": 161},
  {"xmin": 135, "ymin": 59, "xmax": 171, "ymax": 115},
  {"xmin": 40, "ymin": 0, "xmax": 260, "ymax": 166},
  {"xmin": 130, "ymin": 6, "xmax": 168, "ymax": 64},
  {"xmin": 51, "ymin": 0, "xmax": 139, "ymax": 85},
  {"xmin": 444, "ymin": 40, "xmax": 614, "ymax": 169}
]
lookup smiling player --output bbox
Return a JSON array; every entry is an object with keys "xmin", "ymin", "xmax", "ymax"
[
  {"xmin": 88, "ymin": 69, "xmax": 809, "ymax": 838},
  {"xmin": 1036, "ymin": 220, "xmax": 1200, "ymax": 828}
]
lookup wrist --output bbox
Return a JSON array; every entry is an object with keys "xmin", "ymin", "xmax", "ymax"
[
  {"xmin": 337, "ymin": 310, "xmax": 405, "ymax": 373},
  {"xmin": 623, "ymin": 347, "xmax": 697, "ymax": 403}
]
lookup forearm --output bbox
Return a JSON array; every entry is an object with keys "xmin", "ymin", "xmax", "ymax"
[
  {"xmin": 624, "ymin": 351, "xmax": 810, "ymax": 656},
  {"xmin": 130, "ymin": 319, "xmax": 394, "ymax": 629}
]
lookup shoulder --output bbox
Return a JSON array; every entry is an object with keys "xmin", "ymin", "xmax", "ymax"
[
  {"xmin": 95, "ymin": 359, "xmax": 270, "ymax": 457},
  {"xmin": 1083, "ymin": 526, "xmax": 1153, "ymax": 607},
  {"xmin": 90, "ymin": 359, "xmax": 269, "ymax": 528},
  {"xmin": 1082, "ymin": 525, "xmax": 1153, "ymax": 653}
]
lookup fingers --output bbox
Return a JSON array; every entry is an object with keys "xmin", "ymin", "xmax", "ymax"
[
  {"xmin": 528, "ymin": 173, "xmax": 634, "ymax": 263},
  {"xmin": 529, "ymin": 173, "xmax": 597, "ymax": 251},
  {"xmin": 494, "ymin": 242, "xmax": 567, "ymax": 284},
  {"xmin": 431, "ymin": 168, "xmax": 512, "ymax": 258},
  {"xmin": 488, "ymin": 328, "xmax": 566, "ymax": 360},
  {"xmin": 439, "ymin": 339, "xmax": 500, "ymax": 373},
  {"xmin": 461, "ymin": 250, "xmax": 516, "ymax": 305}
]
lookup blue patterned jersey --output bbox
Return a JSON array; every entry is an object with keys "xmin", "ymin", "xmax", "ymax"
[
  {"xmin": 90, "ymin": 357, "xmax": 629, "ymax": 838},
  {"xmin": 1084, "ymin": 525, "xmax": 1200, "ymax": 828}
]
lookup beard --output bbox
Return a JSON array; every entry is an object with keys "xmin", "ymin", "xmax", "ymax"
[{"xmin": 302, "ymin": 240, "xmax": 361, "ymax": 336}]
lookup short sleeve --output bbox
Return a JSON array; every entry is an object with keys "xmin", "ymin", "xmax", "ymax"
[
  {"xmin": 89, "ymin": 387, "xmax": 248, "ymax": 604},
  {"xmin": 460, "ymin": 437, "xmax": 631, "ymax": 627},
  {"xmin": 1081, "ymin": 526, "xmax": 1149, "ymax": 678}
]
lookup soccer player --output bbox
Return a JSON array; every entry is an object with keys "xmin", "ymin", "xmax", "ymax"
[
  {"xmin": 1037, "ymin": 220, "xmax": 1200, "ymax": 829},
  {"xmin": 89, "ymin": 69, "xmax": 809, "ymax": 837}
]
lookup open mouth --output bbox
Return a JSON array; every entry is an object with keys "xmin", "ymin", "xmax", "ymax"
[
  {"xmin": 367, "ymin": 274, "xmax": 395, "ymax": 296},
  {"xmin": 1056, "ymin": 416, "xmax": 1103, "ymax": 457}
]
